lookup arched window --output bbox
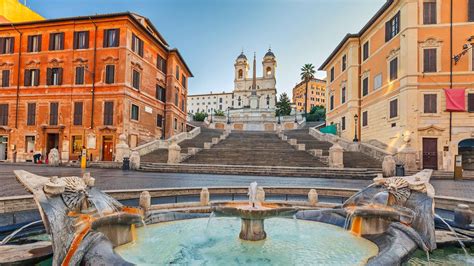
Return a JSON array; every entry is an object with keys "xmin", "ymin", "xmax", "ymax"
[
  {"xmin": 238, "ymin": 69, "xmax": 243, "ymax": 79},
  {"xmin": 266, "ymin": 67, "xmax": 272, "ymax": 76}
]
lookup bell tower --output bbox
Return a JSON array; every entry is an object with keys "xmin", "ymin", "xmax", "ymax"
[
  {"xmin": 234, "ymin": 51, "xmax": 249, "ymax": 81},
  {"xmin": 262, "ymin": 48, "xmax": 276, "ymax": 79}
]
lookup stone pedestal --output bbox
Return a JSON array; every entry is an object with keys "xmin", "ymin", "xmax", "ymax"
[
  {"xmin": 48, "ymin": 148, "xmax": 60, "ymax": 166},
  {"xmin": 240, "ymin": 219, "xmax": 266, "ymax": 241},
  {"xmin": 308, "ymin": 189, "xmax": 318, "ymax": 206},
  {"xmin": 139, "ymin": 191, "xmax": 151, "ymax": 211},
  {"xmin": 212, "ymin": 137, "xmax": 219, "ymax": 144},
  {"xmin": 130, "ymin": 151, "xmax": 140, "ymax": 170},
  {"xmin": 204, "ymin": 142, "xmax": 212, "ymax": 149},
  {"xmin": 200, "ymin": 188, "xmax": 210, "ymax": 205},
  {"xmin": 249, "ymin": 95, "xmax": 260, "ymax": 109},
  {"xmin": 382, "ymin": 155, "xmax": 396, "ymax": 177},
  {"xmin": 329, "ymin": 143, "xmax": 344, "ymax": 168},
  {"xmin": 288, "ymin": 139, "xmax": 297, "ymax": 145},
  {"xmin": 397, "ymin": 146, "xmax": 417, "ymax": 171},
  {"xmin": 115, "ymin": 134, "xmax": 131, "ymax": 163},
  {"xmin": 167, "ymin": 142, "xmax": 182, "ymax": 164}
]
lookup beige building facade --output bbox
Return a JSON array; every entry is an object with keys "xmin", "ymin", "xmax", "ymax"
[{"xmin": 292, "ymin": 78, "xmax": 326, "ymax": 113}]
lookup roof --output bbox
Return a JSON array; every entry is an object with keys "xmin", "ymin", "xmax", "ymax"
[
  {"xmin": 318, "ymin": 0, "xmax": 395, "ymax": 70},
  {"xmin": 188, "ymin": 92, "xmax": 233, "ymax": 97},
  {"xmin": 293, "ymin": 77, "xmax": 327, "ymax": 90},
  {"xmin": 0, "ymin": 11, "xmax": 193, "ymax": 76}
]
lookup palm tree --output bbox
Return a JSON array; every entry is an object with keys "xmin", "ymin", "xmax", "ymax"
[{"xmin": 300, "ymin": 64, "xmax": 316, "ymax": 117}]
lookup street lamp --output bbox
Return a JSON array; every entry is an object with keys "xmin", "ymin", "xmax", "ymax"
[
  {"xmin": 353, "ymin": 114, "xmax": 359, "ymax": 142},
  {"xmin": 277, "ymin": 112, "xmax": 281, "ymax": 124},
  {"xmin": 453, "ymin": 36, "xmax": 474, "ymax": 65},
  {"xmin": 227, "ymin": 107, "xmax": 231, "ymax": 124}
]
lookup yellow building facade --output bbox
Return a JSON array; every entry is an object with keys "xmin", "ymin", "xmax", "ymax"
[
  {"xmin": 320, "ymin": 0, "xmax": 474, "ymax": 171},
  {"xmin": 292, "ymin": 78, "xmax": 326, "ymax": 113},
  {"xmin": 0, "ymin": 0, "xmax": 44, "ymax": 23}
]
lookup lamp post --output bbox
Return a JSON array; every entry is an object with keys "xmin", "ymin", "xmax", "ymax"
[
  {"xmin": 353, "ymin": 114, "xmax": 359, "ymax": 142},
  {"xmin": 227, "ymin": 107, "xmax": 231, "ymax": 124},
  {"xmin": 277, "ymin": 112, "xmax": 281, "ymax": 125}
]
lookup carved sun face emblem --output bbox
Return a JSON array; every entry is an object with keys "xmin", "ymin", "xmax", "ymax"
[
  {"xmin": 384, "ymin": 177, "xmax": 411, "ymax": 205},
  {"xmin": 61, "ymin": 176, "xmax": 91, "ymax": 211}
]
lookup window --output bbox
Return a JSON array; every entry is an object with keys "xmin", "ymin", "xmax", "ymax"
[
  {"xmin": 75, "ymin": 66, "xmax": 85, "ymax": 85},
  {"xmin": 156, "ymin": 85, "xmax": 166, "ymax": 102},
  {"xmin": 341, "ymin": 86, "xmax": 346, "ymax": 104},
  {"xmin": 341, "ymin": 116, "xmax": 346, "ymax": 131},
  {"xmin": 389, "ymin": 57, "xmax": 398, "ymax": 81},
  {"xmin": 330, "ymin": 67, "xmax": 335, "ymax": 82},
  {"xmin": 27, "ymin": 35, "xmax": 41, "ymax": 52},
  {"xmin": 49, "ymin": 102, "xmax": 59, "ymax": 125},
  {"xmin": 373, "ymin": 73, "xmax": 382, "ymax": 90},
  {"xmin": 49, "ymin": 32, "xmax": 64, "ymax": 51},
  {"xmin": 176, "ymin": 65, "xmax": 180, "ymax": 80},
  {"xmin": 103, "ymin": 29, "xmax": 120, "ymax": 47},
  {"xmin": 342, "ymin": 55, "xmax": 347, "ymax": 71},
  {"xmin": 156, "ymin": 114, "xmax": 163, "ymax": 127},
  {"xmin": 1, "ymin": 70, "xmax": 10, "ymax": 87},
  {"xmin": 73, "ymin": 31, "xmax": 89, "ymax": 49},
  {"xmin": 423, "ymin": 1, "xmax": 437, "ymax": 24},
  {"xmin": 469, "ymin": 0, "xmax": 474, "ymax": 22},
  {"xmin": 131, "ymin": 104, "xmax": 139, "ymax": 121},
  {"xmin": 174, "ymin": 117, "xmax": 178, "ymax": 130},
  {"xmin": 25, "ymin": 136, "xmax": 35, "ymax": 153},
  {"xmin": 105, "ymin": 65, "xmax": 115, "ymax": 84},
  {"xmin": 182, "ymin": 75, "xmax": 186, "ymax": 88},
  {"xmin": 362, "ymin": 111, "xmax": 368, "ymax": 127},
  {"xmin": 157, "ymin": 55, "xmax": 167, "ymax": 73},
  {"xmin": 71, "ymin": 136, "xmax": 83, "ymax": 154},
  {"xmin": 0, "ymin": 104, "xmax": 7, "ymax": 126},
  {"xmin": 330, "ymin": 94, "xmax": 334, "ymax": 110},
  {"xmin": 468, "ymin": 94, "xmax": 474, "ymax": 112},
  {"xmin": 423, "ymin": 94, "xmax": 437, "ymax": 113},
  {"xmin": 0, "ymin": 37, "xmax": 14, "ymax": 54},
  {"xmin": 175, "ymin": 92, "xmax": 179, "ymax": 106},
  {"xmin": 103, "ymin": 101, "xmax": 114, "ymax": 125},
  {"xmin": 362, "ymin": 77, "xmax": 369, "ymax": 96},
  {"xmin": 423, "ymin": 48, "xmax": 437, "ymax": 73},
  {"xmin": 181, "ymin": 99, "xmax": 185, "ymax": 112},
  {"xmin": 266, "ymin": 67, "xmax": 272, "ymax": 76},
  {"xmin": 24, "ymin": 69, "xmax": 40, "ymax": 86},
  {"xmin": 385, "ymin": 12, "xmax": 400, "ymax": 42},
  {"xmin": 73, "ymin": 102, "xmax": 83, "ymax": 126},
  {"xmin": 132, "ymin": 70, "xmax": 141, "ymax": 90},
  {"xmin": 131, "ymin": 34, "xmax": 144, "ymax": 57},
  {"xmin": 27, "ymin": 103, "xmax": 36, "ymax": 126},
  {"xmin": 47, "ymin": 68, "xmax": 63, "ymax": 85},
  {"xmin": 363, "ymin": 42, "xmax": 369, "ymax": 61},
  {"xmin": 389, "ymin": 99, "xmax": 398, "ymax": 118}
]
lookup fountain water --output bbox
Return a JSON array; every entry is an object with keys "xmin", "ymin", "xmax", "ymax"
[
  {"xmin": 0, "ymin": 220, "xmax": 43, "ymax": 245},
  {"xmin": 434, "ymin": 213, "xmax": 468, "ymax": 256}
]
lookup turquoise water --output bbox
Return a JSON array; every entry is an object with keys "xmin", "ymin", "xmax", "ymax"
[
  {"xmin": 405, "ymin": 246, "xmax": 474, "ymax": 266},
  {"xmin": 115, "ymin": 217, "xmax": 379, "ymax": 265}
]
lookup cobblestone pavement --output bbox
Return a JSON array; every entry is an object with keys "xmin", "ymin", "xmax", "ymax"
[{"xmin": 0, "ymin": 164, "xmax": 472, "ymax": 199}]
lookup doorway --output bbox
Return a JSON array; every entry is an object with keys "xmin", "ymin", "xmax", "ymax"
[
  {"xmin": 422, "ymin": 138, "xmax": 438, "ymax": 170},
  {"xmin": 46, "ymin": 133, "xmax": 59, "ymax": 155},
  {"xmin": 102, "ymin": 136, "xmax": 114, "ymax": 161},
  {"xmin": 0, "ymin": 136, "xmax": 8, "ymax": 161},
  {"xmin": 459, "ymin": 139, "xmax": 474, "ymax": 170}
]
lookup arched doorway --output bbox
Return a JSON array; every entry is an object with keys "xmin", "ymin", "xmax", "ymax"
[{"xmin": 459, "ymin": 139, "xmax": 474, "ymax": 170}]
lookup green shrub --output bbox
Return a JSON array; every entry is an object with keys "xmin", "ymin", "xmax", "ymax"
[
  {"xmin": 214, "ymin": 110, "xmax": 225, "ymax": 117},
  {"xmin": 193, "ymin": 111, "xmax": 208, "ymax": 121}
]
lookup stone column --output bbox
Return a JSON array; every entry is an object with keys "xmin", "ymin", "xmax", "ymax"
[
  {"xmin": 329, "ymin": 143, "xmax": 344, "ymax": 168},
  {"xmin": 382, "ymin": 155, "xmax": 396, "ymax": 177},
  {"xmin": 397, "ymin": 146, "xmax": 417, "ymax": 171},
  {"xmin": 115, "ymin": 134, "xmax": 131, "ymax": 163},
  {"xmin": 129, "ymin": 151, "xmax": 140, "ymax": 170},
  {"xmin": 167, "ymin": 141, "xmax": 182, "ymax": 164}
]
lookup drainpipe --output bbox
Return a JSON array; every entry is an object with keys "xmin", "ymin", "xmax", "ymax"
[
  {"xmin": 89, "ymin": 17, "xmax": 97, "ymax": 129},
  {"xmin": 357, "ymin": 38, "xmax": 362, "ymax": 142},
  {"xmin": 448, "ymin": 0, "xmax": 453, "ymax": 142},
  {"xmin": 11, "ymin": 24, "xmax": 22, "ymax": 129}
]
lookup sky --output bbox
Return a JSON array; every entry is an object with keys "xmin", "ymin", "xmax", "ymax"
[{"xmin": 27, "ymin": 0, "xmax": 386, "ymax": 96}]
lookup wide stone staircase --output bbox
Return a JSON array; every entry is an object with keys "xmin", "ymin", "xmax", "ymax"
[
  {"xmin": 140, "ymin": 127, "xmax": 224, "ymax": 163},
  {"xmin": 283, "ymin": 129, "xmax": 383, "ymax": 169}
]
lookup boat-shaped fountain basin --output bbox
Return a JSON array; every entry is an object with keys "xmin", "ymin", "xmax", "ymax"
[{"xmin": 211, "ymin": 202, "xmax": 298, "ymax": 220}]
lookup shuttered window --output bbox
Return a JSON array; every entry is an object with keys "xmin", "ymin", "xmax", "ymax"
[
  {"xmin": 424, "ymin": 94, "xmax": 437, "ymax": 113},
  {"xmin": 103, "ymin": 29, "xmax": 120, "ymax": 48},
  {"xmin": 73, "ymin": 102, "xmax": 83, "ymax": 126},
  {"xmin": 0, "ymin": 37, "xmax": 14, "ymax": 54},
  {"xmin": 362, "ymin": 111, "xmax": 368, "ymax": 127},
  {"xmin": 49, "ymin": 32, "xmax": 64, "ymax": 51},
  {"xmin": 341, "ymin": 86, "xmax": 346, "ymax": 104},
  {"xmin": 131, "ymin": 104, "xmax": 139, "ymax": 121},
  {"xmin": 131, "ymin": 34, "xmax": 144, "ymax": 57},
  {"xmin": 0, "ymin": 104, "xmax": 8, "ymax": 126},
  {"xmin": 175, "ymin": 65, "xmax": 180, "ymax": 80},
  {"xmin": 73, "ymin": 31, "xmax": 89, "ymax": 49},
  {"xmin": 157, "ymin": 55, "xmax": 167, "ymax": 73},
  {"xmin": 75, "ymin": 66, "xmax": 85, "ymax": 85},
  {"xmin": 342, "ymin": 55, "xmax": 347, "ymax": 71},
  {"xmin": 389, "ymin": 99, "xmax": 398, "ymax": 118},
  {"xmin": 174, "ymin": 92, "xmax": 179, "ymax": 106},
  {"xmin": 27, "ymin": 103, "xmax": 36, "ymax": 126},
  {"xmin": 103, "ymin": 101, "xmax": 114, "ymax": 125},
  {"xmin": 469, "ymin": 0, "xmax": 474, "ymax": 22},
  {"xmin": 156, "ymin": 114, "xmax": 163, "ymax": 127},
  {"xmin": 1, "ymin": 70, "xmax": 10, "ymax": 87},
  {"xmin": 156, "ymin": 85, "xmax": 166, "ymax": 102},
  {"xmin": 341, "ymin": 116, "xmax": 346, "ymax": 131},
  {"xmin": 385, "ymin": 12, "xmax": 400, "ymax": 42},
  {"xmin": 423, "ymin": 48, "xmax": 437, "ymax": 73},
  {"xmin": 362, "ymin": 77, "xmax": 369, "ymax": 96},
  {"xmin": 363, "ymin": 42, "xmax": 369, "ymax": 61},
  {"xmin": 330, "ymin": 67, "xmax": 335, "ymax": 82},
  {"xmin": 132, "ymin": 70, "xmax": 140, "ymax": 90},
  {"xmin": 105, "ymin": 65, "xmax": 115, "ymax": 84},
  {"xmin": 389, "ymin": 58, "xmax": 398, "ymax": 81},
  {"xmin": 27, "ymin": 35, "xmax": 41, "ymax": 52},
  {"xmin": 49, "ymin": 102, "xmax": 59, "ymax": 125},
  {"xmin": 24, "ymin": 69, "xmax": 40, "ymax": 86},
  {"xmin": 423, "ymin": 1, "xmax": 437, "ymax": 24},
  {"xmin": 468, "ymin": 94, "xmax": 474, "ymax": 112},
  {"xmin": 47, "ymin": 68, "xmax": 63, "ymax": 85},
  {"xmin": 330, "ymin": 95, "xmax": 334, "ymax": 110}
]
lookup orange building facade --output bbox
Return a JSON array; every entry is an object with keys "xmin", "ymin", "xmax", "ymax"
[
  {"xmin": 0, "ymin": 12, "xmax": 192, "ymax": 162},
  {"xmin": 292, "ymin": 78, "xmax": 326, "ymax": 113},
  {"xmin": 320, "ymin": 0, "xmax": 474, "ymax": 171}
]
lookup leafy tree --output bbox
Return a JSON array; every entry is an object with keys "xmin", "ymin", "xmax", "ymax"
[
  {"xmin": 214, "ymin": 109, "xmax": 225, "ymax": 116},
  {"xmin": 276, "ymin": 93, "xmax": 292, "ymax": 116},
  {"xmin": 300, "ymin": 63, "xmax": 316, "ymax": 117},
  {"xmin": 193, "ymin": 111, "xmax": 208, "ymax": 121},
  {"xmin": 306, "ymin": 105, "xmax": 326, "ymax": 121}
]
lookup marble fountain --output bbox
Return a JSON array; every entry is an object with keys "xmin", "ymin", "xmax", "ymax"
[{"xmin": 0, "ymin": 169, "xmax": 473, "ymax": 265}]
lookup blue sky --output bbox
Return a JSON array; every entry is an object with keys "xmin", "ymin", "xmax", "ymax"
[{"xmin": 27, "ymin": 0, "xmax": 385, "ymax": 96}]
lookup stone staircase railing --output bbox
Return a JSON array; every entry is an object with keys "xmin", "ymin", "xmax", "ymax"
[
  {"xmin": 277, "ymin": 131, "xmax": 330, "ymax": 166},
  {"xmin": 132, "ymin": 127, "xmax": 201, "ymax": 156}
]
